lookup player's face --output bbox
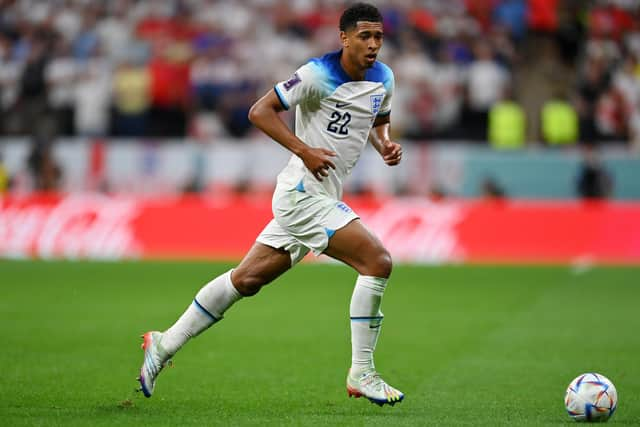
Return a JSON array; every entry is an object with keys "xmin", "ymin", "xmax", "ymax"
[{"xmin": 342, "ymin": 21, "xmax": 384, "ymax": 69}]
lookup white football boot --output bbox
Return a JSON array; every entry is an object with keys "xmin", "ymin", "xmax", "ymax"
[
  {"xmin": 347, "ymin": 369, "xmax": 404, "ymax": 406},
  {"xmin": 137, "ymin": 331, "xmax": 172, "ymax": 397}
]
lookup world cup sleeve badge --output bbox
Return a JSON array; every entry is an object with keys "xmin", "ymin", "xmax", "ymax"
[
  {"xmin": 283, "ymin": 73, "xmax": 301, "ymax": 91},
  {"xmin": 370, "ymin": 94, "xmax": 383, "ymax": 115}
]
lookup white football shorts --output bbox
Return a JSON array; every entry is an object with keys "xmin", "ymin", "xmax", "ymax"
[{"xmin": 256, "ymin": 183, "xmax": 359, "ymax": 265}]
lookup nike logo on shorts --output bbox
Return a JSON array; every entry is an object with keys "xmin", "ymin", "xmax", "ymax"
[{"xmin": 335, "ymin": 102, "xmax": 351, "ymax": 108}]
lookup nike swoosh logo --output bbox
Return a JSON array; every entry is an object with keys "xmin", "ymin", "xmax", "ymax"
[{"xmin": 335, "ymin": 102, "xmax": 351, "ymax": 108}]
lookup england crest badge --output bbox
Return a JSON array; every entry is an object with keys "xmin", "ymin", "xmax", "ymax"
[{"xmin": 370, "ymin": 94, "xmax": 383, "ymax": 115}]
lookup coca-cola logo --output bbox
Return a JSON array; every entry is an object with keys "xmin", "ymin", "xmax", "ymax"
[
  {"xmin": 361, "ymin": 199, "xmax": 465, "ymax": 263},
  {"xmin": 0, "ymin": 195, "xmax": 141, "ymax": 259}
]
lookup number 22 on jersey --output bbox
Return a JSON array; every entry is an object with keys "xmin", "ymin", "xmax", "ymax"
[{"xmin": 327, "ymin": 111, "xmax": 351, "ymax": 135}]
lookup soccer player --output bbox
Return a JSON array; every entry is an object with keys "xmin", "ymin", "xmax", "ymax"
[{"xmin": 138, "ymin": 2, "xmax": 404, "ymax": 406}]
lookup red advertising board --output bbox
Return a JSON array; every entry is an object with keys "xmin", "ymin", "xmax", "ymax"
[{"xmin": 1, "ymin": 194, "xmax": 639, "ymax": 264}]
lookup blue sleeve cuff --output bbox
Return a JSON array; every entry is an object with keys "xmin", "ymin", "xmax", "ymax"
[{"xmin": 274, "ymin": 85, "xmax": 290, "ymax": 110}]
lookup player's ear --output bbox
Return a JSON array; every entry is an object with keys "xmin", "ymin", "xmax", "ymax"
[{"xmin": 340, "ymin": 31, "xmax": 349, "ymax": 48}]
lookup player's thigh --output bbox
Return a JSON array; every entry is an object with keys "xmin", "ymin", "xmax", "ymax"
[
  {"xmin": 231, "ymin": 242, "xmax": 292, "ymax": 295},
  {"xmin": 323, "ymin": 219, "xmax": 392, "ymax": 278}
]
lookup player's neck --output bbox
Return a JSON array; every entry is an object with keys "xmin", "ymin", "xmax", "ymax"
[{"xmin": 340, "ymin": 54, "xmax": 366, "ymax": 81}]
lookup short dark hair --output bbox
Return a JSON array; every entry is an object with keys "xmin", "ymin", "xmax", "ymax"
[{"xmin": 339, "ymin": 3, "xmax": 382, "ymax": 32}]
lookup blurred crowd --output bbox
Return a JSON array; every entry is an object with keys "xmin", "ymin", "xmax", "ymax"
[{"xmin": 0, "ymin": 0, "xmax": 639, "ymax": 147}]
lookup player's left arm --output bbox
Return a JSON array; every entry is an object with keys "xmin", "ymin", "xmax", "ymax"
[{"xmin": 369, "ymin": 115, "xmax": 402, "ymax": 166}]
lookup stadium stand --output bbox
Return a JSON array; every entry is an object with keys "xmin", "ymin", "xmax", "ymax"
[{"xmin": 0, "ymin": 0, "xmax": 637, "ymax": 144}]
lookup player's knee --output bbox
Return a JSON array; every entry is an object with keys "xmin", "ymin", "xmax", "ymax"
[
  {"xmin": 232, "ymin": 273, "xmax": 267, "ymax": 297},
  {"xmin": 363, "ymin": 249, "xmax": 393, "ymax": 278},
  {"xmin": 377, "ymin": 250, "xmax": 393, "ymax": 278}
]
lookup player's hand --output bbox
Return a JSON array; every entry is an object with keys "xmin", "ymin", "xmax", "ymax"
[
  {"xmin": 300, "ymin": 147, "xmax": 336, "ymax": 181},
  {"xmin": 381, "ymin": 140, "xmax": 402, "ymax": 166}
]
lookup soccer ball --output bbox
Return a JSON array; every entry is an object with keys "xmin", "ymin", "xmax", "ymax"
[{"xmin": 565, "ymin": 373, "xmax": 617, "ymax": 422}]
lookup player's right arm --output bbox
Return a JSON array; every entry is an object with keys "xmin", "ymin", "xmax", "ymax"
[{"xmin": 248, "ymin": 89, "xmax": 336, "ymax": 181}]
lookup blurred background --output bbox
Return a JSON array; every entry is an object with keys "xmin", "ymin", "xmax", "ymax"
[{"xmin": 0, "ymin": 0, "xmax": 639, "ymax": 263}]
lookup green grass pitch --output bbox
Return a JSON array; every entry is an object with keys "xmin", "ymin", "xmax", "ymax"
[{"xmin": 1, "ymin": 260, "xmax": 639, "ymax": 426}]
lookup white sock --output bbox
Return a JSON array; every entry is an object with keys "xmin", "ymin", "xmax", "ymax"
[
  {"xmin": 161, "ymin": 270, "xmax": 242, "ymax": 355},
  {"xmin": 349, "ymin": 275, "xmax": 387, "ymax": 375}
]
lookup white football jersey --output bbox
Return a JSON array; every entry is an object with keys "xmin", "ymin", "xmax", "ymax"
[{"xmin": 274, "ymin": 50, "xmax": 394, "ymax": 200}]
